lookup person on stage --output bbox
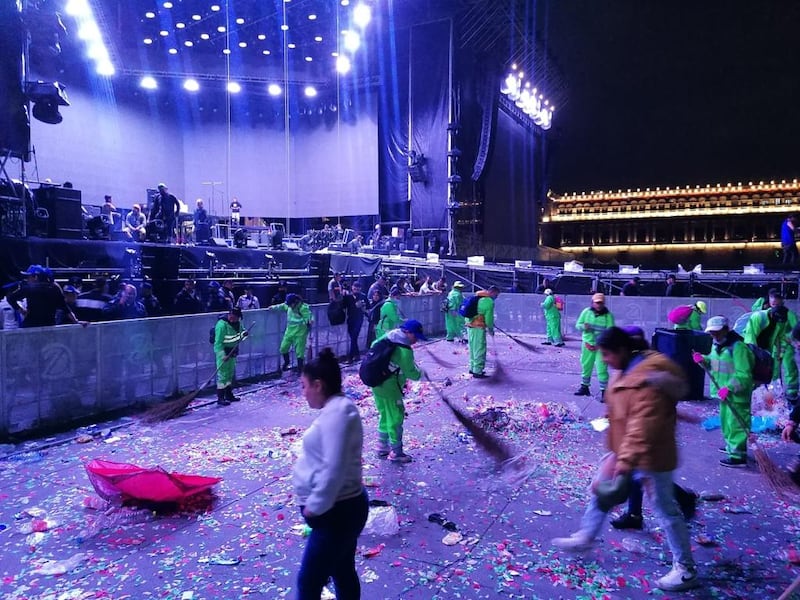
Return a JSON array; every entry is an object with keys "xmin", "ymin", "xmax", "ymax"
[
  {"xmin": 193, "ymin": 198, "xmax": 210, "ymax": 244},
  {"xmin": 150, "ymin": 183, "xmax": 181, "ymax": 243},
  {"xmin": 230, "ymin": 197, "xmax": 242, "ymax": 227},
  {"xmin": 123, "ymin": 204, "xmax": 147, "ymax": 241}
]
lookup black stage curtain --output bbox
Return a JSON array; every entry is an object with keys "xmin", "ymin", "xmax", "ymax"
[{"xmin": 329, "ymin": 254, "xmax": 382, "ymax": 277}]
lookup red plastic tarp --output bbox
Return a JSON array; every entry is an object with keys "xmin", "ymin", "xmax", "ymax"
[{"xmin": 85, "ymin": 459, "xmax": 222, "ymax": 503}]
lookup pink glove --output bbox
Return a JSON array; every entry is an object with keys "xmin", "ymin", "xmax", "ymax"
[
  {"xmin": 718, "ymin": 387, "xmax": 730, "ymax": 401},
  {"xmin": 692, "ymin": 351, "xmax": 704, "ymax": 364}
]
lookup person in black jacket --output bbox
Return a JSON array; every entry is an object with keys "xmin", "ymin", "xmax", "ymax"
[
  {"xmin": 10, "ymin": 265, "xmax": 86, "ymax": 328},
  {"xmin": 150, "ymin": 183, "xmax": 181, "ymax": 243},
  {"xmin": 141, "ymin": 282, "xmax": 162, "ymax": 317},
  {"xmin": 365, "ymin": 289, "xmax": 384, "ymax": 349},
  {"xmin": 75, "ymin": 277, "xmax": 112, "ymax": 322},
  {"xmin": 343, "ymin": 281, "xmax": 368, "ymax": 363},
  {"xmin": 102, "ymin": 284, "xmax": 147, "ymax": 320},
  {"xmin": 174, "ymin": 279, "xmax": 203, "ymax": 314}
]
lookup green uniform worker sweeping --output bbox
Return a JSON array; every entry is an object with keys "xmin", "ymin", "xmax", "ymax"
[
  {"xmin": 574, "ymin": 293, "xmax": 615, "ymax": 397},
  {"xmin": 466, "ymin": 286, "xmax": 500, "ymax": 378},
  {"xmin": 269, "ymin": 293, "xmax": 313, "ymax": 372},
  {"xmin": 693, "ymin": 315, "xmax": 754, "ymax": 467},
  {"xmin": 214, "ymin": 307, "xmax": 249, "ymax": 406},
  {"xmin": 743, "ymin": 293, "xmax": 798, "ymax": 402},
  {"xmin": 541, "ymin": 289, "xmax": 564, "ymax": 346},
  {"xmin": 445, "ymin": 281, "xmax": 465, "ymax": 341},
  {"xmin": 375, "ymin": 287, "xmax": 403, "ymax": 340},
  {"xmin": 371, "ymin": 320, "xmax": 425, "ymax": 463}
]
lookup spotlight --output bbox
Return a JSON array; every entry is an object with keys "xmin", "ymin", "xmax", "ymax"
[
  {"xmin": 308, "ymin": 13, "xmax": 317, "ymax": 20},
  {"xmin": 353, "ymin": 4, "xmax": 371, "ymax": 28},
  {"xmin": 176, "ymin": 22, "xmax": 185, "ymax": 29},
  {"xmin": 314, "ymin": 35, "xmax": 323, "ymax": 42},
  {"xmin": 227, "ymin": 81, "xmax": 241, "ymax": 94},
  {"xmin": 236, "ymin": 17, "xmax": 245, "ymax": 24},
  {"xmin": 268, "ymin": 83, "xmax": 282, "ymax": 96},
  {"xmin": 143, "ymin": 38, "xmax": 153, "ymax": 44},
  {"xmin": 304, "ymin": 86, "xmax": 317, "ymax": 98},
  {"xmin": 343, "ymin": 30, "xmax": 360, "ymax": 52},
  {"xmin": 183, "ymin": 78, "xmax": 200, "ymax": 92},
  {"xmin": 140, "ymin": 75, "xmax": 158, "ymax": 89},
  {"xmin": 26, "ymin": 81, "xmax": 70, "ymax": 124},
  {"xmin": 336, "ymin": 55, "xmax": 351, "ymax": 74},
  {"xmin": 192, "ymin": 14, "xmax": 202, "ymax": 20},
  {"xmin": 145, "ymin": 11, "xmax": 155, "ymax": 18},
  {"xmin": 163, "ymin": 1, "xmax": 173, "ymax": 8},
  {"xmin": 304, "ymin": 56, "xmax": 313, "ymax": 62},
  {"xmin": 210, "ymin": 4, "xmax": 220, "ymax": 11}
]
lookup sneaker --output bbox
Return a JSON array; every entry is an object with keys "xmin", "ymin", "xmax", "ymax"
[
  {"xmin": 551, "ymin": 532, "xmax": 594, "ymax": 552},
  {"xmin": 472, "ymin": 372, "xmax": 488, "ymax": 379},
  {"xmin": 719, "ymin": 457, "xmax": 747, "ymax": 468},
  {"xmin": 656, "ymin": 564, "xmax": 699, "ymax": 591},
  {"xmin": 718, "ymin": 446, "xmax": 728, "ymax": 454},
  {"xmin": 610, "ymin": 512, "xmax": 643, "ymax": 530},
  {"xmin": 574, "ymin": 385, "xmax": 591, "ymax": 396},
  {"xmin": 388, "ymin": 451, "xmax": 412, "ymax": 463}
]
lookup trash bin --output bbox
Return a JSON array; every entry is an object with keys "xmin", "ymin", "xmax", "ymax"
[{"xmin": 652, "ymin": 328, "xmax": 712, "ymax": 401}]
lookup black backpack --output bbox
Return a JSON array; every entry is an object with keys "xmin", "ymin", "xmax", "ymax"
[
  {"xmin": 359, "ymin": 338, "xmax": 409, "ymax": 387},
  {"xmin": 458, "ymin": 295, "xmax": 479, "ymax": 319},
  {"xmin": 327, "ymin": 300, "xmax": 346, "ymax": 325}
]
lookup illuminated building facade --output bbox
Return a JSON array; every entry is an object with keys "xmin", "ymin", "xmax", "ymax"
[{"xmin": 540, "ymin": 180, "xmax": 800, "ymax": 269}]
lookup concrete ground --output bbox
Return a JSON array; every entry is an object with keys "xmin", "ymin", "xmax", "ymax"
[{"xmin": 1, "ymin": 333, "xmax": 799, "ymax": 600}]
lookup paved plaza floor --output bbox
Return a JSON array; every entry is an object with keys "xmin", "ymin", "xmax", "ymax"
[{"xmin": 1, "ymin": 334, "xmax": 799, "ymax": 599}]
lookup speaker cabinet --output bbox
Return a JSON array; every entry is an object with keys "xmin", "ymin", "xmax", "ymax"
[{"xmin": 33, "ymin": 187, "xmax": 83, "ymax": 238}]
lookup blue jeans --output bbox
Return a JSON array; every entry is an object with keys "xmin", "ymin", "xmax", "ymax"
[
  {"xmin": 297, "ymin": 489, "xmax": 369, "ymax": 600},
  {"xmin": 581, "ymin": 467, "xmax": 694, "ymax": 569}
]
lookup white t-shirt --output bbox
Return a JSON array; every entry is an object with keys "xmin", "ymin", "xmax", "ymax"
[{"xmin": 0, "ymin": 297, "xmax": 25, "ymax": 330}]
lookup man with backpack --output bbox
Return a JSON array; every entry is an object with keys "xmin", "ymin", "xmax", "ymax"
[
  {"xmin": 361, "ymin": 319, "xmax": 426, "ymax": 463},
  {"xmin": 465, "ymin": 285, "xmax": 500, "ymax": 379},
  {"xmin": 444, "ymin": 281, "xmax": 465, "ymax": 342},
  {"xmin": 693, "ymin": 316, "xmax": 755, "ymax": 468},
  {"xmin": 743, "ymin": 291, "xmax": 798, "ymax": 405},
  {"xmin": 213, "ymin": 307, "xmax": 249, "ymax": 406},
  {"xmin": 269, "ymin": 293, "xmax": 313, "ymax": 373},
  {"xmin": 541, "ymin": 289, "xmax": 564, "ymax": 347}
]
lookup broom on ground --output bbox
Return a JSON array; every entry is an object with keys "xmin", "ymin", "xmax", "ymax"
[
  {"xmin": 423, "ymin": 372, "xmax": 513, "ymax": 463},
  {"xmin": 142, "ymin": 322, "xmax": 255, "ymax": 424},
  {"xmin": 495, "ymin": 326, "xmax": 541, "ymax": 353},
  {"xmin": 485, "ymin": 340, "xmax": 509, "ymax": 384},
  {"xmin": 422, "ymin": 346, "xmax": 458, "ymax": 369},
  {"xmin": 701, "ymin": 364, "xmax": 796, "ymax": 496}
]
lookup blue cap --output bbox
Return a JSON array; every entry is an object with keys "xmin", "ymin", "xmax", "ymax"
[
  {"xmin": 286, "ymin": 293, "xmax": 300, "ymax": 305},
  {"xmin": 21, "ymin": 264, "xmax": 43, "ymax": 276},
  {"xmin": 401, "ymin": 319, "xmax": 427, "ymax": 341},
  {"xmin": 209, "ymin": 281, "xmax": 220, "ymax": 288}
]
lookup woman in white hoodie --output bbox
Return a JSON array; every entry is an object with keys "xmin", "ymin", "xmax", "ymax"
[{"xmin": 293, "ymin": 348, "xmax": 368, "ymax": 600}]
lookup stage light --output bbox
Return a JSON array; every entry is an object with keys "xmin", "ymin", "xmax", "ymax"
[
  {"xmin": 211, "ymin": 4, "xmax": 220, "ymax": 11},
  {"xmin": 353, "ymin": 4, "xmax": 372, "ymax": 28},
  {"xmin": 304, "ymin": 86, "xmax": 318, "ymax": 98},
  {"xmin": 268, "ymin": 83, "xmax": 282, "ymax": 96},
  {"xmin": 305, "ymin": 56, "xmax": 313, "ymax": 62},
  {"xmin": 176, "ymin": 22, "xmax": 185, "ymax": 29},
  {"xmin": 184, "ymin": 78, "xmax": 200, "ymax": 92},
  {"xmin": 217, "ymin": 26, "xmax": 226, "ymax": 32},
  {"xmin": 145, "ymin": 11, "xmax": 155, "ymax": 18},
  {"xmin": 341, "ymin": 0, "xmax": 350, "ymax": 5},
  {"xmin": 26, "ymin": 81, "xmax": 70, "ymax": 125},
  {"xmin": 281, "ymin": 24, "xmax": 289, "ymax": 31},
  {"xmin": 65, "ymin": 0, "xmax": 90, "ymax": 17},
  {"xmin": 78, "ymin": 22, "xmax": 100, "ymax": 41},
  {"xmin": 258, "ymin": 34, "xmax": 266, "ymax": 40},
  {"xmin": 144, "ymin": 38, "xmax": 153, "ymax": 44},
  {"xmin": 160, "ymin": 30, "xmax": 169, "ymax": 36},
  {"xmin": 331, "ymin": 51, "xmax": 339, "ymax": 56},
  {"xmin": 96, "ymin": 61, "xmax": 115, "ymax": 76},
  {"xmin": 336, "ymin": 55, "xmax": 351, "ymax": 74},
  {"xmin": 163, "ymin": 1, "xmax": 173, "ymax": 8},
  {"xmin": 262, "ymin": 49, "xmax": 271, "ymax": 55},
  {"xmin": 314, "ymin": 36, "xmax": 323, "ymax": 42},
  {"xmin": 227, "ymin": 81, "xmax": 241, "ymax": 93},
  {"xmin": 308, "ymin": 14, "xmax": 317, "ymax": 20},
  {"xmin": 184, "ymin": 41, "xmax": 193, "ymax": 47},
  {"xmin": 168, "ymin": 48, "xmax": 178, "ymax": 54},
  {"xmin": 140, "ymin": 76, "xmax": 158, "ymax": 89},
  {"xmin": 222, "ymin": 48, "xmax": 231, "ymax": 54},
  {"xmin": 236, "ymin": 17, "xmax": 245, "ymax": 24},
  {"xmin": 201, "ymin": 33, "xmax": 210, "ymax": 40},
  {"xmin": 239, "ymin": 41, "xmax": 247, "ymax": 48},
  {"xmin": 343, "ymin": 30, "xmax": 360, "ymax": 52},
  {"xmin": 192, "ymin": 14, "xmax": 202, "ymax": 20},
  {"xmin": 288, "ymin": 43, "xmax": 296, "ymax": 49}
]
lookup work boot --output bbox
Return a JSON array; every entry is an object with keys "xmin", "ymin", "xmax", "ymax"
[
  {"xmin": 225, "ymin": 386, "xmax": 240, "ymax": 402},
  {"xmin": 574, "ymin": 385, "xmax": 591, "ymax": 396},
  {"xmin": 217, "ymin": 388, "xmax": 231, "ymax": 406},
  {"xmin": 610, "ymin": 512, "xmax": 643, "ymax": 530},
  {"xmin": 296, "ymin": 358, "xmax": 305, "ymax": 374},
  {"xmin": 281, "ymin": 353, "xmax": 291, "ymax": 371}
]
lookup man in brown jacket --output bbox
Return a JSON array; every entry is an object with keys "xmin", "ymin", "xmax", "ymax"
[{"xmin": 552, "ymin": 326, "xmax": 698, "ymax": 592}]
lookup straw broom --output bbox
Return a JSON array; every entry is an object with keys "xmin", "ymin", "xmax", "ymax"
[
  {"xmin": 142, "ymin": 322, "xmax": 255, "ymax": 423},
  {"xmin": 701, "ymin": 364, "xmax": 796, "ymax": 496},
  {"xmin": 423, "ymin": 372, "xmax": 513, "ymax": 463}
]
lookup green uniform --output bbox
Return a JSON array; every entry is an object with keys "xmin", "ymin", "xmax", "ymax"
[
  {"xmin": 697, "ymin": 334, "xmax": 754, "ymax": 460},
  {"xmin": 270, "ymin": 302, "xmax": 313, "ymax": 359},
  {"xmin": 376, "ymin": 299, "xmax": 402, "ymax": 340},
  {"xmin": 751, "ymin": 297, "xmax": 769, "ymax": 311},
  {"xmin": 214, "ymin": 317, "xmax": 247, "ymax": 389},
  {"xmin": 743, "ymin": 309, "xmax": 799, "ymax": 399},
  {"xmin": 370, "ymin": 330, "xmax": 422, "ymax": 454},
  {"xmin": 575, "ymin": 306, "xmax": 615, "ymax": 390},
  {"xmin": 541, "ymin": 295, "xmax": 563, "ymax": 344},
  {"xmin": 445, "ymin": 288, "xmax": 464, "ymax": 341},
  {"xmin": 673, "ymin": 308, "xmax": 702, "ymax": 331},
  {"xmin": 467, "ymin": 292, "xmax": 495, "ymax": 375}
]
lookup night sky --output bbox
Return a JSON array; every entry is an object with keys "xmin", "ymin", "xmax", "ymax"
[{"xmin": 543, "ymin": 1, "xmax": 800, "ymax": 194}]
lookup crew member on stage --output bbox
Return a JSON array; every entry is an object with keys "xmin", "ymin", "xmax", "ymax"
[
  {"xmin": 123, "ymin": 204, "xmax": 147, "ymax": 241},
  {"xmin": 230, "ymin": 197, "xmax": 242, "ymax": 227},
  {"xmin": 193, "ymin": 199, "xmax": 210, "ymax": 244},
  {"xmin": 150, "ymin": 183, "xmax": 181, "ymax": 243}
]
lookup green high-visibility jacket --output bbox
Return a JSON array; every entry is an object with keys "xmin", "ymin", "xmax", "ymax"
[{"xmin": 575, "ymin": 307, "xmax": 615, "ymax": 345}]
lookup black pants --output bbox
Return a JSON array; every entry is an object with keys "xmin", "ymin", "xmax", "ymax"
[
  {"xmin": 627, "ymin": 479, "xmax": 693, "ymax": 516},
  {"xmin": 783, "ymin": 243, "xmax": 799, "ymax": 266},
  {"xmin": 298, "ymin": 489, "xmax": 369, "ymax": 600},
  {"xmin": 347, "ymin": 320, "xmax": 363, "ymax": 360}
]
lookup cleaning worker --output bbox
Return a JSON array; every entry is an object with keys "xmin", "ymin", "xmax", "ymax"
[
  {"xmin": 444, "ymin": 281, "xmax": 465, "ymax": 342},
  {"xmin": 375, "ymin": 286, "xmax": 403, "ymax": 340},
  {"xmin": 574, "ymin": 293, "xmax": 615, "ymax": 398},
  {"xmin": 541, "ymin": 289, "xmax": 564, "ymax": 346},
  {"xmin": 269, "ymin": 293, "xmax": 313, "ymax": 373},
  {"xmin": 213, "ymin": 307, "xmax": 248, "ymax": 406},
  {"xmin": 466, "ymin": 285, "xmax": 500, "ymax": 379},
  {"xmin": 670, "ymin": 301, "xmax": 707, "ymax": 331}
]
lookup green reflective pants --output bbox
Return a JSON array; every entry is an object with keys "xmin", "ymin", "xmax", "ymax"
[
  {"xmin": 373, "ymin": 388, "xmax": 405, "ymax": 450},
  {"xmin": 545, "ymin": 314, "xmax": 563, "ymax": 344},
  {"xmin": 445, "ymin": 312, "xmax": 462, "ymax": 341},
  {"xmin": 279, "ymin": 325, "xmax": 310, "ymax": 359},
  {"xmin": 720, "ymin": 399, "xmax": 750, "ymax": 460},
  {"xmin": 216, "ymin": 350, "xmax": 235, "ymax": 390},
  {"xmin": 580, "ymin": 344, "xmax": 609, "ymax": 390},
  {"xmin": 468, "ymin": 327, "xmax": 487, "ymax": 374}
]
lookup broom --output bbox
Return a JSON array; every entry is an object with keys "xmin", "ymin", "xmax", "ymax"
[
  {"xmin": 701, "ymin": 364, "xmax": 796, "ymax": 496},
  {"xmin": 142, "ymin": 322, "xmax": 255, "ymax": 423},
  {"xmin": 422, "ymin": 346, "xmax": 458, "ymax": 369},
  {"xmin": 495, "ymin": 326, "xmax": 541, "ymax": 353},
  {"xmin": 423, "ymin": 372, "xmax": 513, "ymax": 463},
  {"xmin": 485, "ymin": 340, "xmax": 509, "ymax": 384}
]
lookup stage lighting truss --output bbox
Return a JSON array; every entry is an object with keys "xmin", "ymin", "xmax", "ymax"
[
  {"xmin": 64, "ymin": 0, "xmax": 115, "ymax": 76},
  {"xmin": 500, "ymin": 65, "xmax": 554, "ymax": 130}
]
